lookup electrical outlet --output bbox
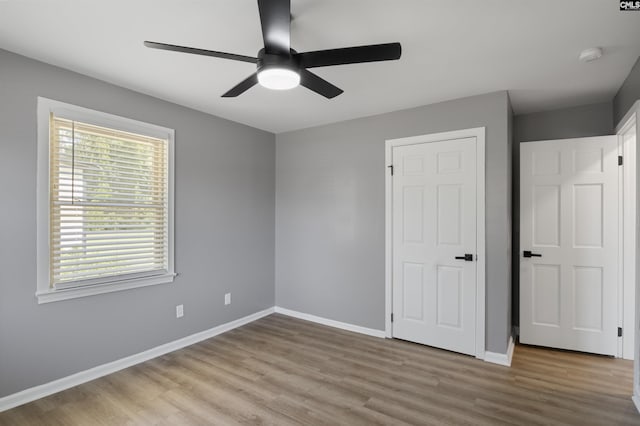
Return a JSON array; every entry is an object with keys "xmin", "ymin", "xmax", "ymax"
[
  {"xmin": 224, "ymin": 293, "xmax": 231, "ymax": 306},
  {"xmin": 176, "ymin": 304, "xmax": 184, "ymax": 318}
]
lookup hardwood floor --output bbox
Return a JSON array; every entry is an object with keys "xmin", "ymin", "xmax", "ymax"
[{"xmin": 1, "ymin": 313, "xmax": 638, "ymax": 425}]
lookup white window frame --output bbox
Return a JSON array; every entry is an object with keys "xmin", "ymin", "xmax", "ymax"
[{"xmin": 36, "ymin": 97, "xmax": 175, "ymax": 304}]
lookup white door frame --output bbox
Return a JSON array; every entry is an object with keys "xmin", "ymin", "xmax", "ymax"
[
  {"xmin": 384, "ymin": 127, "xmax": 486, "ymax": 358},
  {"xmin": 615, "ymin": 101, "xmax": 640, "ymax": 410},
  {"xmin": 616, "ymin": 112, "xmax": 637, "ymax": 360}
]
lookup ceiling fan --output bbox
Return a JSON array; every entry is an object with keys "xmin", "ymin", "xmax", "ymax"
[{"xmin": 144, "ymin": 0, "xmax": 401, "ymax": 99}]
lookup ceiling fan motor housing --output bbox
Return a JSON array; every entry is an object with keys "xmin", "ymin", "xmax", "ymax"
[{"xmin": 257, "ymin": 48, "xmax": 300, "ymax": 73}]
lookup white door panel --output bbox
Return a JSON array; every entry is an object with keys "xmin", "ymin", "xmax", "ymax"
[
  {"xmin": 392, "ymin": 137, "xmax": 477, "ymax": 356},
  {"xmin": 520, "ymin": 136, "xmax": 618, "ymax": 356}
]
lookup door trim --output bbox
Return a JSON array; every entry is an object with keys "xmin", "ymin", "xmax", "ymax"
[
  {"xmin": 616, "ymin": 113, "xmax": 637, "ymax": 360},
  {"xmin": 384, "ymin": 127, "xmax": 486, "ymax": 359},
  {"xmin": 615, "ymin": 100, "xmax": 640, "ymax": 406}
]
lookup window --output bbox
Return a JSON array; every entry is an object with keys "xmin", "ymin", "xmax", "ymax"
[{"xmin": 37, "ymin": 98, "xmax": 175, "ymax": 303}]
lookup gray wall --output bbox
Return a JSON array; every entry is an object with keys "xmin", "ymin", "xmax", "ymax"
[
  {"xmin": 514, "ymin": 101, "xmax": 614, "ymax": 143},
  {"xmin": 614, "ymin": 56, "xmax": 640, "ymax": 125},
  {"xmin": 0, "ymin": 49, "xmax": 275, "ymax": 398},
  {"xmin": 511, "ymin": 101, "xmax": 614, "ymax": 327},
  {"xmin": 275, "ymin": 91, "xmax": 512, "ymax": 354}
]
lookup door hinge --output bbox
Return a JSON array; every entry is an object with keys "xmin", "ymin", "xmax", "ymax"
[
  {"xmin": 388, "ymin": 165, "xmax": 394, "ymax": 176},
  {"xmin": 391, "ymin": 313, "xmax": 394, "ymax": 322},
  {"xmin": 618, "ymin": 327, "xmax": 623, "ymax": 337},
  {"xmin": 618, "ymin": 156, "xmax": 623, "ymax": 166}
]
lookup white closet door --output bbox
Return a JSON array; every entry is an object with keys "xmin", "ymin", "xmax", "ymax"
[
  {"xmin": 520, "ymin": 136, "xmax": 619, "ymax": 356},
  {"xmin": 392, "ymin": 137, "xmax": 477, "ymax": 356}
]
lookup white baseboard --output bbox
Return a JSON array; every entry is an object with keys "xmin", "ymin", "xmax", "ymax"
[
  {"xmin": 0, "ymin": 307, "xmax": 275, "ymax": 413},
  {"xmin": 483, "ymin": 335, "xmax": 515, "ymax": 367},
  {"xmin": 274, "ymin": 306, "xmax": 386, "ymax": 338},
  {"xmin": 633, "ymin": 394, "xmax": 640, "ymax": 414}
]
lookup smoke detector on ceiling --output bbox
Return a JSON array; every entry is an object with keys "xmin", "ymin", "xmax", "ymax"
[{"xmin": 579, "ymin": 47, "xmax": 603, "ymax": 63}]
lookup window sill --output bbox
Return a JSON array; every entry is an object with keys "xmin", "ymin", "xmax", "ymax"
[{"xmin": 36, "ymin": 273, "xmax": 176, "ymax": 304}]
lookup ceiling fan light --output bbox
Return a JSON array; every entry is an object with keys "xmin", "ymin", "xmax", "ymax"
[{"xmin": 257, "ymin": 67, "xmax": 300, "ymax": 90}]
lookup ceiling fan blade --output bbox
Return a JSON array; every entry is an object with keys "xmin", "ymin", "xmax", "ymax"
[
  {"xmin": 296, "ymin": 42, "xmax": 401, "ymax": 68},
  {"xmin": 144, "ymin": 41, "xmax": 258, "ymax": 64},
  {"xmin": 222, "ymin": 73, "xmax": 259, "ymax": 97},
  {"xmin": 300, "ymin": 70, "xmax": 343, "ymax": 99},
  {"xmin": 257, "ymin": 0, "xmax": 291, "ymax": 55}
]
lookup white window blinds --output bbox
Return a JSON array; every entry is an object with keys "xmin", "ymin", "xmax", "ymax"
[{"xmin": 49, "ymin": 115, "xmax": 169, "ymax": 288}]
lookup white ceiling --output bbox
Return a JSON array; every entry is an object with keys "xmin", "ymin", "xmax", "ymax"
[{"xmin": 1, "ymin": 0, "xmax": 639, "ymax": 133}]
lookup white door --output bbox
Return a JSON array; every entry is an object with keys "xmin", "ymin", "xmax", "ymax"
[
  {"xmin": 520, "ymin": 136, "xmax": 619, "ymax": 356},
  {"xmin": 392, "ymin": 137, "xmax": 477, "ymax": 356}
]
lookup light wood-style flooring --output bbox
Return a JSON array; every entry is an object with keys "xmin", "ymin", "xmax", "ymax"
[{"xmin": 1, "ymin": 313, "xmax": 638, "ymax": 425}]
